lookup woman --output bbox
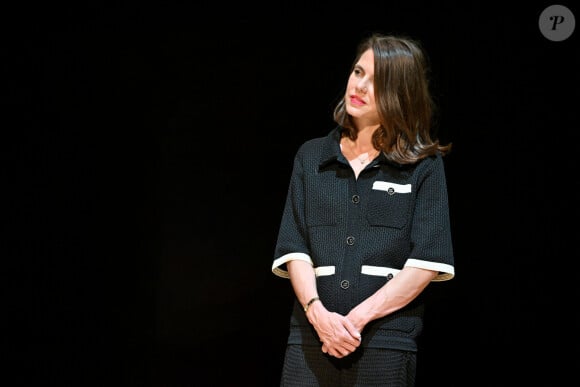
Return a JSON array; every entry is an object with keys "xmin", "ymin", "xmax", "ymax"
[{"xmin": 272, "ymin": 33, "xmax": 455, "ymax": 386}]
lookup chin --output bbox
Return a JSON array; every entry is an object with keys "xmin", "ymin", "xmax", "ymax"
[{"xmin": 346, "ymin": 105, "xmax": 364, "ymax": 117}]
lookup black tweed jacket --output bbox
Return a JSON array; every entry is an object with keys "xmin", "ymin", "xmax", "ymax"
[{"xmin": 272, "ymin": 126, "xmax": 454, "ymax": 351}]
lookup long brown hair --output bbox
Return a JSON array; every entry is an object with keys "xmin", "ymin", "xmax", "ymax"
[{"xmin": 334, "ymin": 33, "xmax": 451, "ymax": 164}]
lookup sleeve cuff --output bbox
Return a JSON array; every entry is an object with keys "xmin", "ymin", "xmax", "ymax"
[
  {"xmin": 272, "ymin": 252, "xmax": 313, "ymax": 278},
  {"xmin": 404, "ymin": 258, "xmax": 455, "ymax": 281}
]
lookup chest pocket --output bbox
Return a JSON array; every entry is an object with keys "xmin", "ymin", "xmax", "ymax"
[{"xmin": 366, "ymin": 181, "xmax": 412, "ymax": 229}]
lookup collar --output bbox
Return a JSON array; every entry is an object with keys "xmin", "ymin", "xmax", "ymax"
[
  {"xmin": 318, "ymin": 126, "xmax": 345, "ymax": 169},
  {"xmin": 318, "ymin": 126, "xmax": 404, "ymax": 170}
]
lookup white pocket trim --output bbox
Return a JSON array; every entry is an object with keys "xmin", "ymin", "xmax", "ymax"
[
  {"xmin": 361, "ymin": 265, "xmax": 400, "ymax": 277},
  {"xmin": 314, "ymin": 266, "xmax": 336, "ymax": 277},
  {"xmin": 372, "ymin": 181, "xmax": 412, "ymax": 194}
]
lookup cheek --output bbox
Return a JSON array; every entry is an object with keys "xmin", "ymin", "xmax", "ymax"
[
  {"xmin": 346, "ymin": 76, "xmax": 358, "ymax": 90},
  {"xmin": 368, "ymin": 88, "xmax": 377, "ymax": 103}
]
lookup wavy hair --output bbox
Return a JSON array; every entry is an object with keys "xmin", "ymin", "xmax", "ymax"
[{"xmin": 334, "ymin": 33, "xmax": 451, "ymax": 164}]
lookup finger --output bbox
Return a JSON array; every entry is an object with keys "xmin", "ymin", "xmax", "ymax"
[
  {"xmin": 342, "ymin": 317, "xmax": 362, "ymax": 341},
  {"xmin": 346, "ymin": 327, "xmax": 362, "ymax": 341},
  {"xmin": 340, "ymin": 329, "xmax": 361, "ymax": 347}
]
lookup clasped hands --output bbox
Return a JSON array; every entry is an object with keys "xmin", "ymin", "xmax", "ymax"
[{"xmin": 310, "ymin": 309, "xmax": 363, "ymax": 358}]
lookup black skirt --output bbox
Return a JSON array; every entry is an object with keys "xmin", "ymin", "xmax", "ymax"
[{"xmin": 280, "ymin": 344, "xmax": 417, "ymax": 387}]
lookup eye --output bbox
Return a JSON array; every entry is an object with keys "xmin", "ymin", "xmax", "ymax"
[{"xmin": 353, "ymin": 67, "xmax": 363, "ymax": 77}]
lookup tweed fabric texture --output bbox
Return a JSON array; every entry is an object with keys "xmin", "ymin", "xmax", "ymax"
[
  {"xmin": 273, "ymin": 126, "xmax": 454, "ymax": 351},
  {"xmin": 280, "ymin": 344, "xmax": 416, "ymax": 386}
]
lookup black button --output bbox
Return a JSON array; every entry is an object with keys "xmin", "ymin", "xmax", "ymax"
[
  {"xmin": 352, "ymin": 195, "xmax": 360, "ymax": 204},
  {"xmin": 346, "ymin": 236, "xmax": 355, "ymax": 245},
  {"xmin": 387, "ymin": 187, "xmax": 395, "ymax": 195},
  {"xmin": 386, "ymin": 273, "xmax": 394, "ymax": 281},
  {"xmin": 340, "ymin": 280, "xmax": 350, "ymax": 289}
]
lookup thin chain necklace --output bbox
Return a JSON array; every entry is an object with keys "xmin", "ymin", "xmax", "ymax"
[
  {"xmin": 357, "ymin": 152, "xmax": 371, "ymax": 165},
  {"xmin": 340, "ymin": 138, "xmax": 378, "ymax": 165}
]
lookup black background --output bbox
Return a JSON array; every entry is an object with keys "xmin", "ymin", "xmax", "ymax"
[{"xmin": 4, "ymin": 1, "xmax": 579, "ymax": 386}]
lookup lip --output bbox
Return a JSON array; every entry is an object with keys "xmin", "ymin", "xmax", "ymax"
[{"xmin": 349, "ymin": 95, "xmax": 365, "ymax": 106}]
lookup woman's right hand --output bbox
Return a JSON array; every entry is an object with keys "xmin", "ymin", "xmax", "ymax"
[{"xmin": 306, "ymin": 302, "xmax": 362, "ymax": 358}]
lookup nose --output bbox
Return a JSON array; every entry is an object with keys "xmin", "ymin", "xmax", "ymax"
[{"xmin": 356, "ymin": 80, "xmax": 368, "ymax": 94}]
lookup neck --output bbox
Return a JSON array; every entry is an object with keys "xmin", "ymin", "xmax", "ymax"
[{"xmin": 344, "ymin": 133, "xmax": 375, "ymax": 154}]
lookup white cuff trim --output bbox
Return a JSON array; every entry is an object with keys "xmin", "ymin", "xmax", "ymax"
[
  {"xmin": 272, "ymin": 253, "xmax": 312, "ymax": 278},
  {"xmin": 405, "ymin": 259, "xmax": 455, "ymax": 281}
]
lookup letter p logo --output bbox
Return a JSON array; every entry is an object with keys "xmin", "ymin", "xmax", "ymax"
[{"xmin": 539, "ymin": 5, "xmax": 576, "ymax": 41}]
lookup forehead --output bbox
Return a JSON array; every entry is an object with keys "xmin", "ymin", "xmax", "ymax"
[{"xmin": 356, "ymin": 48, "xmax": 374, "ymax": 73}]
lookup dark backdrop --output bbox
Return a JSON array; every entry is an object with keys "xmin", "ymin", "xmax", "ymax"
[{"xmin": 4, "ymin": 1, "xmax": 578, "ymax": 386}]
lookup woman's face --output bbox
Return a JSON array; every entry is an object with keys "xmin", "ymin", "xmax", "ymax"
[{"xmin": 344, "ymin": 48, "xmax": 380, "ymax": 127}]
